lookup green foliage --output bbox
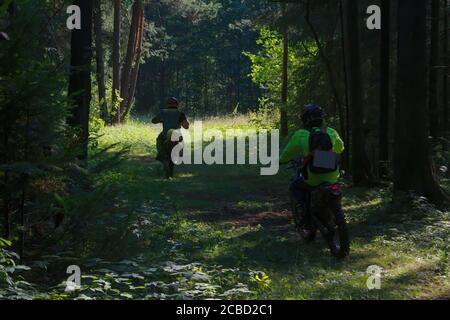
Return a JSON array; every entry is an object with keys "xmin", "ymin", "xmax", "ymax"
[
  {"xmin": 431, "ymin": 143, "xmax": 450, "ymax": 180},
  {"xmin": 0, "ymin": 2, "xmax": 133, "ymax": 289},
  {"xmin": 245, "ymin": 27, "xmax": 288, "ymax": 95},
  {"xmin": 89, "ymin": 111, "xmax": 106, "ymax": 136},
  {"xmin": 0, "ymin": 0, "xmax": 75, "ymax": 248},
  {"xmin": 247, "ymin": 97, "xmax": 280, "ymax": 130},
  {"xmin": 0, "ymin": 238, "xmax": 35, "ymax": 299},
  {"xmin": 245, "ymin": 27, "xmax": 320, "ymax": 122},
  {"xmin": 89, "ymin": 82, "xmax": 107, "ymax": 134}
]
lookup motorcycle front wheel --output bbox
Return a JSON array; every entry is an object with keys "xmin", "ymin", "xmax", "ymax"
[
  {"xmin": 326, "ymin": 211, "xmax": 350, "ymax": 259},
  {"xmin": 162, "ymin": 159, "xmax": 174, "ymax": 179},
  {"xmin": 290, "ymin": 195, "xmax": 317, "ymax": 243}
]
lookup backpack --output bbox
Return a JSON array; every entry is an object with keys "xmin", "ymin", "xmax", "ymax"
[{"xmin": 306, "ymin": 127, "xmax": 339, "ymax": 174}]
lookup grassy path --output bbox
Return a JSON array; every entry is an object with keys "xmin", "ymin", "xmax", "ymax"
[{"xmin": 81, "ymin": 119, "xmax": 450, "ymax": 300}]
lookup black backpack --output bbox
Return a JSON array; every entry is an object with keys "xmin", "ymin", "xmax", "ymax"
[{"xmin": 306, "ymin": 127, "xmax": 339, "ymax": 174}]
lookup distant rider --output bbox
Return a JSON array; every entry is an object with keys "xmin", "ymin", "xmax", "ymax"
[{"xmin": 152, "ymin": 97, "xmax": 190, "ymax": 174}]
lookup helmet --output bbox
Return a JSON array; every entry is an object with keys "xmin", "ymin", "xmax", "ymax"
[
  {"xmin": 301, "ymin": 102, "xmax": 324, "ymax": 126},
  {"xmin": 167, "ymin": 97, "xmax": 179, "ymax": 108}
]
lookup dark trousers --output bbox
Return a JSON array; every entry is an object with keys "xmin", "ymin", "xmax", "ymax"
[
  {"xmin": 290, "ymin": 177, "xmax": 312, "ymax": 226},
  {"xmin": 156, "ymin": 132, "xmax": 168, "ymax": 161},
  {"xmin": 290, "ymin": 177, "xmax": 310, "ymax": 204}
]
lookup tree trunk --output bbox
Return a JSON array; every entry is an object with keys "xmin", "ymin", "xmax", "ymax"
[
  {"xmin": 67, "ymin": 0, "xmax": 93, "ymax": 162},
  {"xmin": 344, "ymin": 0, "xmax": 374, "ymax": 184},
  {"xmin": 19, "ymin": 176, "xmax": 27, "ymax": 263},
  {"xmin": 379, "ymin": 0, "xmax": 390, "ymax": 178},
  {"xmin": 443, "ymin": 0, "xmax": 449, "ymax": 148},
  {"xmin": 2, "ymin": 172, "xmax": 10, "ymax": 239},
  {"xmin": 8, "ymin": 0, "xmax": 16, "ymax": 17},
  {"xmin": 339, "ymin": 0, "xmax": 350, "ymax": 172},
  {"xmin": 93, "ymin": 0, "xmax": 108, "ymax": 123},
  {"xmin": 429, "ymin": 0, "xmax": 440, "ymax": 139},
  {"xmin": 280, "ymin": 3, "xmax": 289, "ymax": 137},
  {"xmin": 2, "ymin": 0, "xmax": 15, "ymax": 239},
  {"xmin": 237, "ymin": 33, "xmax": 242, "ymax": 109},
  {"xmin": 117, "ymin": 0, "xmax": 140, "ymax": 122},
  {"xmin": 394, "ymin": 0, "xmax": 448, "ymax": 205},
  {"xmin": 122, "ymin": 57, "xmax": 141, "ymax": 119},
  {"xmin": 120, "ymin": 1, "xmax": 144, "ymax": 122},
  {"xmin": 305, "ymin": 0, "xmax": 344, "ymax": 132},
  {"xmin": 111, "ymin": 0, "xmax": 121, "ymax": 123},
  {"xmin": 203, "ymin": 58, "xmax": 209, "ymax": 115},
  {"xmin": 160, "ymin": 61, "xmax": 167, "ymax": 110}
]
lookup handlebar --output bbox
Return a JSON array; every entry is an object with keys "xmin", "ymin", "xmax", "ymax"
[{"xmin": 285, "ymin": 157, "xmax": 305, "ymax": 170}]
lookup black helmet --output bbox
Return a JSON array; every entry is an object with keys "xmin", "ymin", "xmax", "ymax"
[
  {"xmin": 301, "ymin": 102, "xmax": 324, "ymax": 126},
  {"xmin": 167, "ymin": 97, "xmax": 179, "ymax": 108}
]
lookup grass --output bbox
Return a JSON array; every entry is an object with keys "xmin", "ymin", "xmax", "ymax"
[
  {"xmin": 4, "ymin": 116, "xmax": 449, "ymax": 300},
  {"xmin": 91, "ymin": 117, "xmax": 450, "ymax": 300}
]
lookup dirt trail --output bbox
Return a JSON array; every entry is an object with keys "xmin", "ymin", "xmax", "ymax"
[{"xmin": 181, "ymin": 176, "xmax": 294, "ymax": 232}]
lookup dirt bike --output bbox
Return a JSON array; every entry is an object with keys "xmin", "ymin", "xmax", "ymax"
[
  {"xmin": 288, "ymin": 158, "xmax": 350, "ymax": 259},
  {"xmin": 161, "ymin": 140, "xmax": 180, "ymax": 179},
  {"xmin": 157, "ymin": 133, "xmax": 182, "ymax": 179}
]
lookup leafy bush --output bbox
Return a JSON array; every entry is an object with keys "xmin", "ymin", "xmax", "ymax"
[
  {"xmin": 0, "ymin": 238, "xmax": 34, "ymax": 299},
  {"xmin": 248, "ymin": 97, "xmax": 279, "ymax": 131},
  {"xmin": 0, "ymin": 1, "xmax": 75, "ymax": 254}
]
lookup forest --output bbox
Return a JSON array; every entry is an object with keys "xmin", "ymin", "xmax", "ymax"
[{"xmin": 0, "ymin": 0, "xmax": 449, "ymax": 301}]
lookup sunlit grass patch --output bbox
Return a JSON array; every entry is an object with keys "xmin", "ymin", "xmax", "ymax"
[
  {"xmin": 98, "ymin": 119, "xmax": 159, "ymax": 156},
  {"xmin": 235, "ymin": 200, "xmax": 269, "ymax": 211}
]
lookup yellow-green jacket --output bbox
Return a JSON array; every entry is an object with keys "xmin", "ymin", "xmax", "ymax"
[{"xmin": 280, "ymin": 127, "xmax": 345, "ymax": 187}]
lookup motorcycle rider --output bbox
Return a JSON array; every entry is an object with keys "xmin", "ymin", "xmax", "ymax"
[
  {"xmin": 152, "ymin": 97, "xmax": 190, "ymax": 177},
  {"xmin": 280, "ymin": 103, "xmax": 345, "ymax": 228}
]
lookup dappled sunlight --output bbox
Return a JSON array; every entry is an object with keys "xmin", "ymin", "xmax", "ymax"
[
  {"xmin": 374, "ymin": 256, "xmax": 450, "ymax": 299},
  {"xmin": 343, "ymin": 198, "xmax": 383, "ymax": 212},
  {"xmin": 174, "ymin": 172, "xmax": 197, "ymax": 179},
  {"xmin": 388, "ymin": 256, "xmax": 441, "ymax": 283}
]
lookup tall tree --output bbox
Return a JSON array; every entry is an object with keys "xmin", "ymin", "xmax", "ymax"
[
  {"xmin": 378, "ymin": 0, "xmax": 390, "ymax": 178},
  {"xmin": 1, "ymin": 0, "xmax": 17, "ymax": 239},
  {"xmin": 111, "ymin": 0, "xmax": 121, "ymax": 123},
  {"xmin": 67, "ymin": 0, "xmax": 93, "ymax": 162},
  {"xmin": 280, "ymin": 3, "xmax": 289, "ymax": 137},
  {"xmin": 305, "ymin": 0, "xmax": 345, "ymax": 139},
  {"xmin": 93, "ymin": 0, "xmax": 108, "ymax": 123},
  {"xmin": 117, "ymin": 0, "xmax": 145, "ymax": 123},
  {"xmin": 443, "ymin": 0, "xmax": 449, "ymax": 147},
  {"xmin": 429, "ymin": 0, "xmax": 441, "ymax": 139},
  {"xmin": 394, "ymin": 0, "xmax": 448, "ymax": 204},
  {"xmin": 339, "ymin": 0, "xmax": 350, "ymax": 172},
  {"xmin": 344, "ymin": 0, "xmax": 374, "ymax": 184}
]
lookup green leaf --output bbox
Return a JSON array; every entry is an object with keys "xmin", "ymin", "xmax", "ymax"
[{"xmin": 0, "ymin": 238, "xmax": 12, "ymax": 247}]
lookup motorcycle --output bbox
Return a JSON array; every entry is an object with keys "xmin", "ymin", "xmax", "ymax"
[
  {"xmin": 288, "ymin": 158, "xmax": 350, "ymax": 259},
  {"xmin": 157, "ymin": 131, "xmax": 182, "ymax": 179}
]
